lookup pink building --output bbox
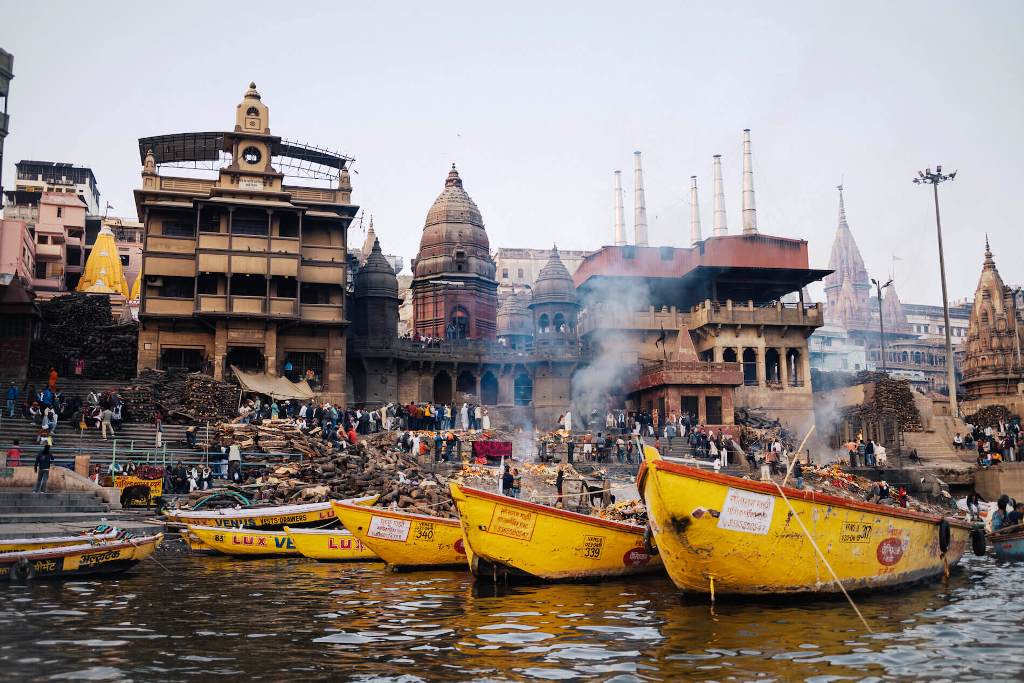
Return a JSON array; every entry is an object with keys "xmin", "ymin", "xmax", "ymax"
[
  {"xmin": 1, "ymin": 189, "xmax": 87, "ymax": 296},
  {"xmin": 0, "ymin": 217, "xmax": 34, "ymax": 284}
]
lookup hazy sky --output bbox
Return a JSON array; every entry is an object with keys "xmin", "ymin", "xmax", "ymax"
[{"xmin": 2, "ymin": 1, "xmax": 1021, "ymax": 304}]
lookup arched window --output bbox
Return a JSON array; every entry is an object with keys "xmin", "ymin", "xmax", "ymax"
[
  {"xmin": 723, "ymin": 348, "xmax": 738, "ymax": 363},
  {"xmin": 246, "ymin": 106, "xmax": 260, "ymax": 116},
  {"xmin": 538, "ymin": 313, "xmax": 550, "ymax": 334},
  {"xmin": 480, "ymin": 372, "xmax": 498, "ymax": 405},
  {"xmin": 765, "ymin": 348, "xmax": 781, "ymax": 384},
  {"xmin": 447, "ymin": 306, "xmax": 470, "ymax": 340},
  {"xmin": 553, "ymin": 313, "xmax": 567, "ymax": 334},
  {"xmin": 742, "ymin": 348, "xmax": 758, "ymax": 386},
  {"xmin": 514, "ymin": 373, "xmax": 533, "ymax": 406}
]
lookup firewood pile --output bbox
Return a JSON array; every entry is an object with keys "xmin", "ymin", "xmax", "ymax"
[
  {"xmin": 734, "ymin": 408, "xmax": 796, "ymax": 451},
  {"xmin": 241, "ymin": 442, "xmax": 459, "ymax": 518},
  {"xmin": 120, "ymin": 369, "xmax": 238, "ymax": 424},
  {"xmin": 29, "ymin": 293, "xmax": 138, "ymax": 380},
  {"xmin": 803, "ymin": 463, "xmax": 954, "ymax": 516},
  {"xmin": 594, "ymin": 498, "xmax": 648, "ymax": 524},
  {"xmin": 843, "ymin": 376, "xmax": 923, "ymax": 432},
  {"xmin": 965, "ymin": 405, "xmax": 1015, "ymax": 429}
]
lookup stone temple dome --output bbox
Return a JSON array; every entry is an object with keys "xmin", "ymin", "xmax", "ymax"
[
  {"xmin": 412, "ymin": 165, "xmax": 496, "ymax": 280},
  {"xmin": 354, "ymin": 238, "xmax": 399, "ymax": 300},
  {"xmin": 497, "ymin": 291, "xmax": 534, "ymax": 337},
  {"xmin": 530, "ymin": 246, "xmax": 577, "ymax": 307}
]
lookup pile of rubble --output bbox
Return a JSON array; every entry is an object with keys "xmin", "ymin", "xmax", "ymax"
[
  {"xmin": 121, "ymin": 369, "xmax": 238, "ymax": 424},
  {"xmin": 735, "ymin": 408, "xmax": 796, "ymax": 451}
]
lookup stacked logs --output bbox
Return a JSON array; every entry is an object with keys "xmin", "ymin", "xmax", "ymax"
[
  {"xmin": 842, "ymin": 376, "xmax": 924, "ymax": 432},
  {"xmin": 120, "ymin": 369, "xmax": 238, "ymax": 424},
  {"xmin": 965, "ymin": 405, "xmax": 1014, "ymax": 429},
  {"xmin": 239, "ymin": 435, "xmax": 458, "ymax": 518},
  {"xmin": 29, "ymin": 293, "xmax": 138, "ymax": 380}
]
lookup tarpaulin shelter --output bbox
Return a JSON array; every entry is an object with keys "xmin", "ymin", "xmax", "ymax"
[{"xmin": 231, "ymin": 366, "xmax": 317, "ymax": 401}]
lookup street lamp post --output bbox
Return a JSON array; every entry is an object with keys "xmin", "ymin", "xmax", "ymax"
[
  {"xmin": 871, "ymin": 278, "xmax": 893, "ymax": 370},
  {"xmin": 913, "ymin": 166, "xmax": 958, "ymax": 417}
]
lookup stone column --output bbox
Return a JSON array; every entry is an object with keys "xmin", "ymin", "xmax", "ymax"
[
  {"xmin": 264, "ymin": 325, "xmax": 278, "ymax": 376},
  {"xmin": 213, "ymin": 321, "xmax": 227, "ymax": 380},
  {"xmin": 779, "ymin": 347, "xmax": 789, "ymax": 387},
  {"xmin": 756, "ymin": 346, "xmax": 766, "ymax": 386},
  {"xmin": 326, "ymin": 327, "xmax": 346, "ymax": 406}
]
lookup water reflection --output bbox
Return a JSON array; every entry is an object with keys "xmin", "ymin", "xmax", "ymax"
[{"xmin": 0, "ymin": 554, "xmax": 1020, "ymax": 681}]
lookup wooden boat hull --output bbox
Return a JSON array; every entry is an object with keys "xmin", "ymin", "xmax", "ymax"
[
  {"xmin": 330, "ymin": 500, "xmax": 466, "ymax": 569},
  {"xmin": 639, "ymin": 447, "xmax": 970, "ymax": 595},
  {"xmin": 450, "ymin": 483, "xmax": 661, "ymax": 582},
  {"xmin": 990, "ymin": 529, "xmax": 1024, "ymax": 561},
  {"xmin": 0, "ymin": 529, "xmax": 121, "ymax": 554},
  {"xmin": 165, "ymin": 501, "xmax": 337, "ymax": 530},
  {"xmin": 284, "ymin": 527, "xmax": 380, "ymax": 562},
  {"xmin": 0, "ymin": 534, "xmax": 163, "ymax": 580},
  {"xmin": 186, "ymin": 526, "xmax": 300, "ymax": 557}
]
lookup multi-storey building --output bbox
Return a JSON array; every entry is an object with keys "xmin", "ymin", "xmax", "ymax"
[
  {"xmin": 1, "ymin": 189, "xmax": 87, "ymax": 295},
  {"xmin": 14, "ymin": 160, "xmax": 101, "ymax": 216},
  {"xmin": 134, "ymin": 83, "xmax": 357, "ymax": 404}
]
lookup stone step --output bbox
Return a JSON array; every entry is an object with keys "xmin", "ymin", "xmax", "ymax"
[
  {"xmin": 0, "ymin": 510, "xmax": 144, "ymax": 525},
  {"xmin": 0, "ymin": 490, "xmax": 107, "ymax": 507}
]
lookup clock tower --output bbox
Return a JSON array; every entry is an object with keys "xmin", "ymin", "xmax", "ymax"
[{"xmin": 219, "ymin": 82, "xmax": 283, "ymax": 194}]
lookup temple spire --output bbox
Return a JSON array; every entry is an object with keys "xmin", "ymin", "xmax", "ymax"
[{"xmin": 837, "ymin": 184, "xmax": 847, "ymax": 224}]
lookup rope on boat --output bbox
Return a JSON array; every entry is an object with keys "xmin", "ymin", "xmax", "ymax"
[{"xmin": 772, "ymin": 425, "xmax": 873, "ymax": 633}]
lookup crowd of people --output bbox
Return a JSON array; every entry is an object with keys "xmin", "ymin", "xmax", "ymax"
[
  {"xmin": 955, "ymin": 419, "xmax": 1021, "ymax": 466},
  {"xmin": 235, "ymin": 397, "xmax": 491, "ymax": 440},
  {"xmin": 842, "ymin": 436, "xmax": 889, "ymax": 468}
]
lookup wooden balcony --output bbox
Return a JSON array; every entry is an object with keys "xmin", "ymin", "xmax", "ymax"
[
  {"xmin": 300, "ymin": 245, "xmax": 346, "ymax": 262},
  {"xmin": 270, "ymin": 237, "xmax": 300, "ymax": 254},
  {"xmin": 300, "ymin": 303, "xmax": 344, "ymax": 323},
  {"xmin": 144, "ymin": 297, "xmax": 193, "ymax": 315},
  {"xmin": 690, "ymin": 300, "xmax": 823, "ymax": 329},
  {"xmin": 145, "ymin": 256, "xmax": 195, "ymax": 278},
  {"xmin": 231, "ymin": 296, "xmax": 266, "ymax": 314},
  {"xmin": 629, "ymin": 360, "xmax": 744, "ymax": 392},
  {"xmin": 197, "ymin": 294, "xmax": 227, "ymax": 314},
  {"xmin": 269, "ymin": 297, "xmax": 298, "ymax": 316},
  {"xmin": 300, "ymin": 263, "xmax": 344, "ymax": 284},
  {"xmin": 197, "ymin": 233, "xmax": 229, "ymax": 250}
]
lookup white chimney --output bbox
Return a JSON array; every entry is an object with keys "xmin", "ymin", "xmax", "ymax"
[
  {"xmin": 690, "ymin": 176, "xmax": 702, "ymax": 245},
  {"xmin": 613, "ymin": 170, "xmax": 627, "ymax": 246},
  {"xmin": 712, "ymin": 154, "xmax": 727, "ymax": 236},
  {"xmin": 741, "ymin": 128, "xmax": 758, "ymax": 234},
  {"xmin": 633, "ymin": 151, "xmax": 649, "ymax": 247}
]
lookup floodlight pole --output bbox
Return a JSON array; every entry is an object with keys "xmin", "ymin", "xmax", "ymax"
[{"xmin": 914, "ymin": 166, "xmax": 958, "ymax": 418}]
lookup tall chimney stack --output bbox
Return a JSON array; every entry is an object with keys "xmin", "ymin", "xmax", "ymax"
[
  {"xmin": 712, "ymin": 154, "xmax": 727, "ymax": 236},
  {"xmin": 741, "ymin": 128, "xmax": 758, "ymax": 234},
  {"xmin": 613, "ymin": 170, "xmax": 627, "ymax": 246},
  {"xmin": 690, "ymin": 176, "xmax": 702, "ymax": 245},
  {"xmin": 633, "ymin": 151, "xmax": 649, "ymax": 247}
]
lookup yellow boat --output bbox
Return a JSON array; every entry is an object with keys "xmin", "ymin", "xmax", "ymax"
[
  {"xmin": 638, "ymin": 445, "xmax": 971, "ymax": 596},
  {"xmin": 0, "ymin": 527, "xmax": 122, "ymax": 554},
  {"xmin": 185, "ymin": 526, "xmax": 300, "ymax": 557},
  {"xmin": 330, "ymin": 500, "xmax": 467, "ymax": 569},
  {"xmin": 283, "ymin": 527, "xmax": 380, "ymax": 562},
  {"xmin": 450, "ymin": 483, "xmax": 662, "ymax": 581},
  {"xmin": 165, "ymin": 501, "xmax": 337, "ymax": 530},
  {"xmin": 0, "ymin": 533, "xmax": 163, "ymax": 580}
]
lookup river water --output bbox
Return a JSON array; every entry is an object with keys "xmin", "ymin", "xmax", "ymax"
[{"xmin": 1, "ymin": 552, "xmax": 1020, "ymax": 682}]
